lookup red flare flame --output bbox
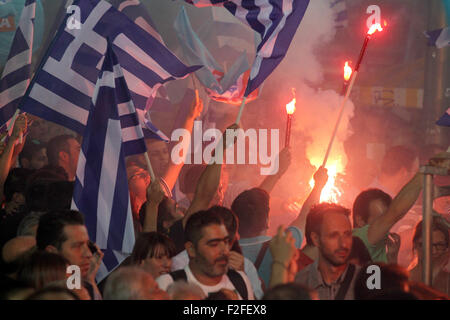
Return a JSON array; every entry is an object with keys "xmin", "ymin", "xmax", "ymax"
[
  {"xmin": 368, "ymin": 23, "xmax": 383, "ymax": 35},
  {"xmin": 344, "ymin": 61, "xmax": 352, "ymax": 81}
]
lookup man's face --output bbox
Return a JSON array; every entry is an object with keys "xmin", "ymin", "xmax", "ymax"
[
  {"xmin": 315, "ymin": 212, "xmax": 353, "ymax": 267},
  {"xmin": 190, "ymin": 224, "xmax": 231, "ymax": 278},
  {"xmin": 142, "ymin": 274, "xmax": 170, "ymax": 300},
  {"xmin": 67, "ymin": 138, "xmax": 81, "ymax": 175},
  {"xmin": 416, "ymin": 230, "xmax": 449, "ymax": 261},
  {"xmin": 30, "ymin": 147, "xmax": 48, "ymax": 170},
  {"xmin": 367, "ymin": 199, "xmax": 388, "ymax": 225},
  {"xmin": 146, "ymin": 140, "xmax": 169, "ymax": 177},
  {"xmin": 59, "ymin": 225, "xmax": 92, "ymax": 277}
]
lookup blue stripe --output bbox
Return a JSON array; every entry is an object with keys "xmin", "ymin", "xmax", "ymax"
[
  {"xmin": 120, "ymin": 113, "xmax": 139, "ymax": 128},
  {"xmin": 33, "ymin": 70, "xmax": 92, "ymax": 110},
  {"xmin": 50, "ymin": 31, "xmax": 75, "ymax": 61},
  {"xmin": 71, "ymin": 43, "xmax": 103, "ymax": 84},
  {"xmin": 242, "ymin": 0, "xmax": 266, "ymax": 37},
  {"xmin": 24, "ymin": 97, "xmax": 87, "ymax": 134},
  {"xmin": 123, "ymin": 139, "xmax": 146, "ymax": 157},
  {"xmin": 102, "ymin": 249, "xmax": 120, "ymax": 271},
  {"xmin": 224, "ymin": 1, "xmax": 237, "ymax": 15},
  {"xmin": 129, "ymin": 91, "xmax": 148, "ymax": 111},
  {"xmin": 7, "ymin": 28, "xmax": 30, "ymax": 60},
  {"xmin": 245, "ymin": 0, "xmax": 310, "ymax": 96},
  {"xmin": 0, "ymin": 64, "xmax": 30, "ymax": 93},
  {"xmin": 426, "ymin": 28, "xmax": 443, "ymax": 46},
  {"xmin": 114, "ymin": 76, "xmax": 132, "ymax": 103},
  {"xmin": 436, "ymin": 113, "xmax": 450, "ymax": 127},
  {"xmin": 107, "ymin": 149, "xmax": 129, "ymax": 250}
]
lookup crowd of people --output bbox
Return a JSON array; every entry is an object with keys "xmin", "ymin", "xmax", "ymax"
[{"xmin": 0, "ymin": 101, "xmax": 449, "ymax": 301}]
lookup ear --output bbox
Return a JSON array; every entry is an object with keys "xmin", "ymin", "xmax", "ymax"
[
  {"xmin": 59, "ymin": 150, "xmax": 69, "ymax": 163},
  {"xmin": 45, "ymin": 245, "xmax": 58, "ymax": 254},
  {"xmin": 185, "ymin": 242, "xmax": 195, "ymax": 259},
  {"xmin": 311, "ymin": 232, "xmax": 320, "ymax": 248}
]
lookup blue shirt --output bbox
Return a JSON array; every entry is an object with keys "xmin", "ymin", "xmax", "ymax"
[{"xmin": 239, "ymin": 226, "xmax": 303, "ymax": 288}]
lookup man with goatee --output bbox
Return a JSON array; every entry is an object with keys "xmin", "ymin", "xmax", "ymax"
[{"xmin": 295, "ymin": 203, "xmax": 360, "ymax": 300}]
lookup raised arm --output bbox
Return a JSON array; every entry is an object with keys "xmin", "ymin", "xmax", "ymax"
[
  {"xmin": 142, "ymin": 178, "xmax": 166, "ymax": 232},
  {"xmin": 162, "ymin": 93, "xmax": 203, "ymax": 191},
  {"xmin": 289, "ymin": 166, "xmax": 328, "ymax": 231},
  {"xmin": 182, "ymin": 123, "xmax": 239, "ymax": 228},
  {"xmin": 0, "ymin": 114, "xmax": 27, "ymax": 200},
  {"xmin": 258, "ymin": 147, "xmax": 291, "ymax": 194},
  {"xmin": 367, "ymin": 172, "xmax": 423, "ymax": 245}
]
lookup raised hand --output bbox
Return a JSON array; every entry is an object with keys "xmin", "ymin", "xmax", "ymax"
[
  {"xmin": 313, "ymin": 166, "xmax": 329, "ymax": 189},
  {"xmin": 188, "ymin": 90, "xmax": 204, "ymax": 120},
  {"xmin": 277, "ymin": 147, "xmax": 292, "ymax": 176}
]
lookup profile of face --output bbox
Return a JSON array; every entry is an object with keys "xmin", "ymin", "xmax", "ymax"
[
  {"xmin": 146, "ymin": 140, "xmax": 169, "ymax": 177},
  {"xmin": 59, "ymin": 138, "xmax": 81, "ymax": 179},
  {"xmin": 313, "ymin": 212, "xmax": 353, "ymax": 267},
  {"xmin": 57, "ymin": 225, "xmax": 93, "ymax": 278},
  {"xmin": 141, "ymin": 244, "xmax": 172, "ymax": 279},
  {"xmin": 415, "ymin": 229, "xmax": 449, "ymax": 261},
  {"xmin": 188, "ymin": 223, "xmax": 231, "ymax": 278},
  {"xmin": 128, "ymin": 166, "xmax": 151, "ymax": 214}
]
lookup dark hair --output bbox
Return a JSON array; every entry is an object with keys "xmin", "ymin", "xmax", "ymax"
[
  {"xmin": 17, "ymin": 251, "xmax": 68, "ymax": 290},
  {"xmin": 19, "ymin": 140, "xmax": 47, "ymax": 166},
  {"xmin": 26, "ymin": 286, "xmax": 80, "ymax": 300},
  {"xmin": 36, "ymin": 210, "xmax": 85, "ymax": 250},
  {"xmin": 354, "ymin": 263, "xmax": 410, "ymax": 300},
  {"xmin": 3, "ymin": 168, "xmax": 35, "ymax": 203},
  {"xmin": 207, "ymin": 206, "xmax": 238, "ymax": 239},
  {"xmin": 381, "ymin": 145, "xmax": 417, "ymax": 176},
  {"xmin": 305, "ymin": 203, "xmax": 351, "ymax": 244},
  {"xmin": 349, "ymin": 236, "xmax": 372, "ymax": 265},
  {"xmin": 180, "ymin": 165, "xmax": 206, "ymax": 194},
  {"xmin": 46, "ymin": 134, "xmax": 75, "ymax": 167},
  {"xmin": 130, "ymin": 232, "xmax": 176, "ymax": 265},
  {"xmin": 231, "ymin": 188, "xmax": 269, "ymax": 238},
  {"xmin": 412, "ymin": 218, "xmax": 449, "ymax": 250},
  {"xmin": 262, "ymin": 283, "xmax": 313, "ymax": 300},
  {"xmin": 184, "ymin": 210, "xmax": 224, "ymax": 246},
  {"xmin": 352, "ymin": 189, "xmax": 392, "ymax": 227}
]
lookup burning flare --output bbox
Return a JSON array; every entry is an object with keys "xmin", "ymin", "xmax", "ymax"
[
  {"xmin": 368, "ymin": 23, "xmax": 383, "ymax": 35},
  {"xmin": 343, "ymin": 61, "xmax": 352, "ymax": 81},
  {"xmin": 286, "ymin": 88, "xmax": 296, "ymax": 115}
]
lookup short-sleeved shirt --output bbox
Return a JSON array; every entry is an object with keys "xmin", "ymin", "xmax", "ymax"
[
  {"xmin": 156, "ymin": 265, "xmax": 254, "ymax": 300},
  {"xmin": 295, "ymin": 261, "xmax": 360, "ymax": 300},
  {"xmin": 238, "ymin": 226, "xmax": 303, "ymax": 288},
  {"xmin": 352, "ymin": 224, "xmax": 388, "ymax": 263}
]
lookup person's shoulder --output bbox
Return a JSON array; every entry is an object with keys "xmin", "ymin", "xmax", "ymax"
[{"xmin": 295, "ymin": 261, "xmax": 315, "ymax": 284}]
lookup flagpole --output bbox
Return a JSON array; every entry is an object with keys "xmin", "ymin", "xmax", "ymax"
[
  {"xmin": 144, "ymin": 152, "xmax": 156, "ymax": 181},
  {"xmin": 322, "ymin": 71, "xmax": 358, "ymax": 167},
  {"xmin": 235, "ymin": 96, "xmax": 247, "ymax": 124}
]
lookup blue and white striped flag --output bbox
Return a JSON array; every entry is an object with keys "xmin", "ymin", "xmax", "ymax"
[
  {"xmin": 19, "ymin": 0, "xmax": 200, "ymax": 140},
  {"xmin": 330, "ymin": 0, "xmax": 348, "ymax": 29},
  {"xmin": 109, "ymin": 0, "xmax": 165, "ymax": 44},
  {"xmin": 0, "ymin": 0, "xmax": 35, "ymax": 128},
  {"xmin": 425, "ymin": 27, "xmax": 450, "ymax": 49},
  {"xmin": 184, "ymin": 0, "xmax": 310, "ymax": 96},
  {"xmin": 72, "ymin": 41, "xmax": 146, "ymax": 282},
  {"xmin": 436, "ymin": 107, "xmax": 450, "ymax": 127}
]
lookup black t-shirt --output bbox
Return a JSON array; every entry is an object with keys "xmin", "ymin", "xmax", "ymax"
[{"xmin": 164, "ymin": 219, "xmax": 185, "ymax": 255}]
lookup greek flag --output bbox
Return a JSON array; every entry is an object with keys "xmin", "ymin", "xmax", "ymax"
[
  {"xmin": 436, "ymin": 107, "xmax": 450, "ymax": 127},
  {"xmin": 0, "ymin": 0, "xmax": 35, "ymax": 128},
  {"xmin": 184, "ymin": 0, "xmax": 310, "ymax": 96},
  {"xmin": 19, "ymin": 0, "xmax": 200, "ymax": 139},
  {"xmin": 425, "ymin": 27, "xmax": 450, "ymax": 49},
  {"xmin": 72, "ymin": 42, "xmax": 146, "ymax": 282},
  {"xmin": 109, "ymin": 0, "xmax": 165, "ymax": 44}
]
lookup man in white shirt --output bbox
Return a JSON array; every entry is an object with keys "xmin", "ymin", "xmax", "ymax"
[{"xmin": 156, "ymin": 210, "xmax": 254, "ymax": 300}]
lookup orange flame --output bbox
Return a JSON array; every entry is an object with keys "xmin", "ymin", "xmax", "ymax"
[
  {"xmin": 344, "ymin": 61, "xmax": 352, "ymax": 81},
  {"xmin": 286, "ymin": 88, "xmax": 296, "ymax": 115},
  {"xmin": 286, "ymin": 98, "xmax": 296, "ymax": 115},
  {"xmin": 368, "ymin": 23, "xmax": 383, "ymax": 35},
  {"xmin": 308, "ymin": 156, "xmax": 344, "ymax": 203}
]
